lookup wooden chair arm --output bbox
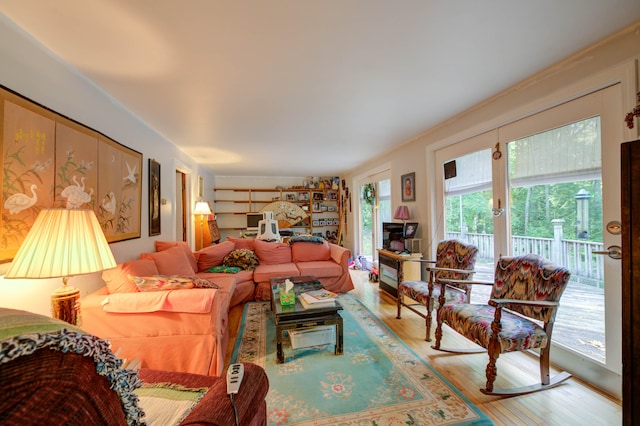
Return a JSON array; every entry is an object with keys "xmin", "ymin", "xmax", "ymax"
[
  {"xmin": 488, "ymin": 299, "xmax": 559, "ymax": 309},
  {"xmin": 428, "ymin": 266, "xmax": 477, "ymax": 275},
  {"xmin": 436, "ymin": 278, "xmax": 492, "ymax": 286}
]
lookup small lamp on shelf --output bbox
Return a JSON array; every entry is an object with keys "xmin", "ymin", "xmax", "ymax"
[
  {"xmin": 194, "ymin": 201, "xmax": 212, "ymax": 250},
  {"xmin": 4, "ymin": 208, "xmax": 116, "ymax": 325},
  {"xmin": 394, "ymin": 205, "xmax": 410, "ymax": 223}
]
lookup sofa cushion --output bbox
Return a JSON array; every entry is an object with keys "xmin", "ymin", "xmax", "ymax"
[
  {"xmin": 227, "ymin": 237, "xmax": 255, "ymax": 251},
  {"xmin": 291, "ymin": 240, "xmax": 331, "ymax": 262},
  {"xmin": 155, "ymin": 241, "xmax": 198, "ymax": 273},
  {"xmin": 196, "ymin": 241, "xmax": 235, "ymax": 272},
  {"xmin": 295, "ymin": 260, "xmax": 343, "ymax": 279},
  {"xmin": 223, "ymin": 249, "xmax": 260, "ymax": 271},
  {"xmin": 103, "ymin": 258, "xmax": 158, "ymax": 294},
  {"xmin": 254, "ymin": 239, "xmax": 292, "ymax": 265},
  {"xmin": 141, "ymin": 245, "xmax": 196, "ymax": 275},
  {"xmin": 253, "ymin": 263, "xmax": 300, "ymax": 283}
]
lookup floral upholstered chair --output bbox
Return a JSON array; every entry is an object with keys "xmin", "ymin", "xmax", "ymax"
[
  {"xmin": 432, "ymin": 254, "xmax": 572, "ymax": 396},
  {"xmin": 396, "ymin": 239, "xmax": 478, "ymax": 341}
]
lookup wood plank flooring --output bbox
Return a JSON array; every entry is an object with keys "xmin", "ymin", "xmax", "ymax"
[{"xmin": 225, "ymin": 270, "xmax": 621, "ymax": 425}]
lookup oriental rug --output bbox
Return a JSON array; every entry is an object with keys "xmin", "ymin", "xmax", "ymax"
[{"xmin": 231, "ymin": 295, "xmax": 493, "ymax": 425}]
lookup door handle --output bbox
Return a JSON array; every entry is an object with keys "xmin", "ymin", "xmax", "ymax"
[{"xmin": 593, "ymin": 245, "xmax": 622, "ymax": 260}]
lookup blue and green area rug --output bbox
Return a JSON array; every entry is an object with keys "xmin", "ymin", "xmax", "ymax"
[{"xmin": 231, "ymin": 294, "xmax": 493, "ymax": 425}]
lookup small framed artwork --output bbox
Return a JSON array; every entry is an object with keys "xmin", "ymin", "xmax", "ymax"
[
  {"xmin": 319, "ymin": 219, "xmax": 327, "ymax": 226},
  {"xmin": 312, "ymin": 220, "xmax": 320, "ymax": 226},
  {"xmin": 312, "ymin": 202, "xmax": 322, "ymax": 212},
  {"xmin": 298, "ymin": 191, "xmax": 309, "ymax": 201},
  {"xmin": 327, "ymin": 190, "xmax": 338, "ymax": 201},
  {"xmin": 312, "ymin": 191, "xmax": 324, "ymax": 201},
  {"xmin": 198, "ymin": 176, "xmax": 204, "ymax": 198},
  {"xmin": 327, "ymin": 206, "xmax": 336, "ymax": 212},
  {"xmin": 285, "ymin": 193, "xmax": 297, "ymax": 201},
  {"xmin": 333, "ymin": 219, "xmax": 340, "ymax": 225},
  {"xmin": 149, "ymin": 159, "xmax": 161, "ymax": 236},
  {"xmin": 401, "ymin": 172, "xmax": 416, "ymax": 202},
  {"xmin": 404, "ymin": 222, "xmax": 419, "ymax": 238}
]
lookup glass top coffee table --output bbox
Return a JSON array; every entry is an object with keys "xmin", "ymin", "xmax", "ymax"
[{"xmin": 270, "ymin": 275, "xmax": 344, "ymax": 363}]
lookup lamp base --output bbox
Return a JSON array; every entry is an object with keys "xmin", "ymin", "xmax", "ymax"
[{"xmin": 51, "ymin": 285, "xmax": 81, "ymax": 325}]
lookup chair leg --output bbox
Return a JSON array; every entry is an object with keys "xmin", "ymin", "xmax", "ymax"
[
  {"xmin": 425, "ymin": 307, "xmax": 432, "ymax": 342},
  {"xmin": 396, "ymin": 285, "xmax": 403, "ymax": 319},
  {"xmin": 432, "ymin": 307, "xmax": 443, "ymax": 349}
]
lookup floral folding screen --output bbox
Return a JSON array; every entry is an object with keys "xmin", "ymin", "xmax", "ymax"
[{"xmin": 1, "ymin": 87, "xmax": 142, "ymax": 262}]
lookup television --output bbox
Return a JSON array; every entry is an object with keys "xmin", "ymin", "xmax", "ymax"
[
  {"xmin": 246, "ymin": 212, "xmax": 264, "ymax": 231},
  {"xmin": 382, "ymin": 222, "xmax": 405, "ymax": 252}
]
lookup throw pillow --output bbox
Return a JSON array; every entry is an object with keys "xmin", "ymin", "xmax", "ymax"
[
  {"xmin": 196, "ymin": 240, "xmax": 235, "ymax": 272},
  {"xmin": 129, "ymin": 275, "xmax": 219, "ymax": 292},
  {"xmin": 103, "ymin": 258, "xmax": 158, "ymax": 294},
  {"xmin": 223, "ymin": 249, "xmax": 260, "ymax": 271},
  {"xmin": 289, "ymin": 234, "xmax": 325, "ymax": 244},
  {"xmin": 254, "ymin": 239, "xmax": 292, "ymax": 265},
  {"xmin": 155, "ymin": 241, "xmax": 198, "ymax": 273},
  {"xmin": 227, "ymin": 236, "xmax": 255, "ymax": 251},
  {"xmin": 205, "ymin": 265, "xmax": 241, "ymax": 274},
  {"xmin": 141, "ymin": 245, "xmax": 196, "ymax": 276}
]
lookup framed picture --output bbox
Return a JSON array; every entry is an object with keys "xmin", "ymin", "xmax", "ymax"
[
  {"xmin": 1, "ymin": 87, "xmax": 142, "ymax": 262},
  {"xmin": 401, "ymin": 172, "xmax": 416, "ymax": 202},
  {"xmin": 312, "ymin": 191, "xmax": 324, "ymax": 201},
  {"xmin": 404, "ymin": 222, "xmax": 419, "ymax": 238},
  {"xmin": 312, "ymin": 202, "xmax": 322, "ymax": 212},
  {"xmin": 298, "ymin": 191, "xmax": 309, "ymax": 201},
  {"xmin": 198, "ymin": 176, "xmax": 204, "ymax": 198},
  {"xmin": 312, "ymin": 220, "xmax": 320, "ymax": 226},
  {"xmin": 327, "ymin": 206, "xmax": 336, "ymax": 212},
  {"xmin": 327, "ymin": 190, "xmax": 338, "ymax": 201},
  {"xmin": 148, "ymin": 159, "xmax": 161, "ymax": 236},
  {"xmin": 319, "ymin": 219, "xmax": 326, "ymax": 226},
  {"xmin": 285, "ymin": 193, "xmax": 296, "ymax": 201}
]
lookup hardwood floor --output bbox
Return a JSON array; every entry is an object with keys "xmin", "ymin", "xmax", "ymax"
[{"xmin": 225, "ymin": 270, "xmax": 621, "ymax": 425}]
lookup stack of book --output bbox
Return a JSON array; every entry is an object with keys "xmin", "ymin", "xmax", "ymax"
[{"xmin": 299, "ymin": 289, "xmax": 338, "ymax": 309}]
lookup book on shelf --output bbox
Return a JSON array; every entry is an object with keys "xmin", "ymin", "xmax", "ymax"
[{"xmin": 299, "ymin": 294, "xmax": 336, "ymax": 310}]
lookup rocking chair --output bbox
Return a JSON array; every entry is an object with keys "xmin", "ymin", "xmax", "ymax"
[
  {"xmin": 396, "ymin": 239, "xmax": 478, "ymax": 341},
  {"xmin": 432, "ymin": 254, "xmax": 572, "ymax": 396}
]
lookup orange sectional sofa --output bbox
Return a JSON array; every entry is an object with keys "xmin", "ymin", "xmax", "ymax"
[{"xmin": 80, "ymin": 237, "xmax": 353, "ymax": 377}]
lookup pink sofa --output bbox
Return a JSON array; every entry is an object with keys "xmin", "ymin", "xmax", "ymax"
[{"xmin": 80, "ymin": 238, "xmax": 353, "ymax": 377}]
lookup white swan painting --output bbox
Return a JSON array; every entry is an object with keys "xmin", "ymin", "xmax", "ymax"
[
  {"xmin": 123, "ymin": 161, "xmax": 137, "ymax": 184},
  {"xmin": 102, "ymin": 191, "xmax": 117, "ymax": 215},
  {"xmin": 4, "ymin": 184, "xmax": 38, "ymax": 214},
  {"xmin": 61, "ymin": 175, "xmax": 93, "ymax": 209}
]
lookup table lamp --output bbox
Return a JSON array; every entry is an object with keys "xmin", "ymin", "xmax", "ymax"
[
  {"xmin": 194, "ymin": 201, "xmax": 212, "ymax": 250},
  {"xmin": 394, "ymin": 205, "xmax": 410, "ymax": 222},
  {"xmin": 4, "ymin": 208, "xmax": 116, "ymax": 325}
]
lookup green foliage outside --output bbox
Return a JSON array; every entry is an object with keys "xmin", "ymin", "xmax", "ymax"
[{"xmin": 445, "ymin": 179, "xmax": 603, "ymax": 242}]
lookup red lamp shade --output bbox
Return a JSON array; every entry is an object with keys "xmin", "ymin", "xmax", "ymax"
[{"xmin": 394, "ymin": 205, "xmax": 410, "ymax": 221}]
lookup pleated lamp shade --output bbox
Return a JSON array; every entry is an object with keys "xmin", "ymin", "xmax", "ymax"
[
  {"xmin": 5, "ymin": 208, "xmax": 116, "ymax": 324},
  {"xmin": 5, "ymin": 208, "xmax": 116, "ymax": 279},
  {"xmin": 394, "ymin": 205, "xmax": 410, "ymax": 221}
]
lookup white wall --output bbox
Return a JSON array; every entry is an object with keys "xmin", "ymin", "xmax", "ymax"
[
  {"xmin": 0, "ymin": 15, "xmax": 215, "ymax": 315},
  {"xmin": 342, "ymin": 22, "xmax": 640, "ymax": 257}
]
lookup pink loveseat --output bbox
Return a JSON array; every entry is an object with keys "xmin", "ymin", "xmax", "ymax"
[{"xmin": 80, "ymin": 238, "xmax": 353, "ymax": 377}]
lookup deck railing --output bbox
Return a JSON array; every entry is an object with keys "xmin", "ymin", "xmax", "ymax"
[{"xmin": 445, "ymin": 231, "xmax": 604, "ymax": 286}]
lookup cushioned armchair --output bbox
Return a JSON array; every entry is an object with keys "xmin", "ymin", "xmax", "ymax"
[
  {"xmin": 432, "ymin": 254, "xmax": 572, "ymax": 396},
  {"xmin": 0, "ymin": 308, "xmax": 269, "ymax": 425},
  {"xmin": 396, "ymin": 239, "xmax": 478, "ymax": 341}
]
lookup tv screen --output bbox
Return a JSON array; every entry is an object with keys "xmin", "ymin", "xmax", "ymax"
[
  {"xmin": 382, "ymin": 222, "xmax": 405, "ymax": 252},
  {"xmin": 246, "ymin": 212, "xmax": 264, "ymax": 230}
]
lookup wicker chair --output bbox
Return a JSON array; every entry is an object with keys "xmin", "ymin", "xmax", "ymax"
[
  {"xmin": 432, "ymin": 254, "xmax": 572, "ymax": 396},
  {"xmin": 396, "ymin": 239, "xmax": 478, "ymax": 341}
]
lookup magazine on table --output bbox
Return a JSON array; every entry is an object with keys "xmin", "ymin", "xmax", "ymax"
[
  {"xmin": 299, "ymin": 293, "xmax": 336, "ymax": 309},
  {"xmin": 302, "ymin": 289, "xmax": 338, "ymax": 301}
]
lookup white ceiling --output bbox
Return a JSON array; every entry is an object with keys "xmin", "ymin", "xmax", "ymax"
[{"xmin": 1, "ymin": 1, "xmax": 640, "ymax": 177}]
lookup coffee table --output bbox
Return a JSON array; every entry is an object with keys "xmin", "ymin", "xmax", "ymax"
[{"xmin": 270, "ymin": 275, "xmax": 344, "ymax": 363}]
